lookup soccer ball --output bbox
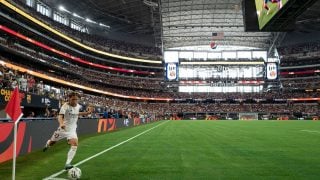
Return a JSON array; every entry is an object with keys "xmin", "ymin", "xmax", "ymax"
[{"xmin": 67, "ymin": 167, "xmax": 81, "ymax": 180}]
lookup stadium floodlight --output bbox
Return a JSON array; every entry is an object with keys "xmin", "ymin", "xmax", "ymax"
[
  {"xmin": 73, "ymin": 13, "xmax": 84, "ymax": 19},
  {"xmin": 99, "ymin": 23, "xmax": 110, "ymax": 28},
  {"xmin": 143, "ymin": 0, "xmax": 158, "ymax": 7},
  {"xmin": 86, "ymin": 18, "xmax": 97, "ymax": 23},
  {"xmin": 59, "ymin": 5, "xmax": 71, "ymax": 13},
  {"xmin": 59, "ymin": 5, "xmax": 65, "ymax": 11}
]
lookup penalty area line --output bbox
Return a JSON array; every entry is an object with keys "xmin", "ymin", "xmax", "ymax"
[{"xmin": 43, "ymin": 120, "xmax": 169, "ymax": 180}]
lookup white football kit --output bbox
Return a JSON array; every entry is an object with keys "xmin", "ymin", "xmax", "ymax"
[{"xmin": 50, "ymin": 103, "xmax": 81, "ymax": 141}]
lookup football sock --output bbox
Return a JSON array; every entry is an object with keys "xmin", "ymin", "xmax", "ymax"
[{"xmin": 66, "ymin": 146, "xmax": 77, "ymax": 165}]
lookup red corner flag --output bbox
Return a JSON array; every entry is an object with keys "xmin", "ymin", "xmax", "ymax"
[{"xmin": 5, "ymin": 87, "xmax": 23, "ymax": 122}]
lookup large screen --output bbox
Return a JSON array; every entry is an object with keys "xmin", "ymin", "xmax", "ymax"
[
  {"xmin": 265, "ymin": 62, "xmax": 278, "ymax": 80},
  {"xmin": 179, "ymin": 66, "xmax": 264, "ymax": 80},
  {"xmin": 255, "ymin": 0, "xmax": 289, "ymax": 29},
  {"xmin": 165, "ymin": 63, "xmax": 179, "ymax": 81}
]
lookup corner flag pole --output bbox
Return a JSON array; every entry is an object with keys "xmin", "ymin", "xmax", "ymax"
[
  {"xmin": 12, "ymin": 113, "xmax": 23, "ymax": 180},
  {"xmin": 5, "ymin": 87, "xmax": 23, "ymax": 180}
]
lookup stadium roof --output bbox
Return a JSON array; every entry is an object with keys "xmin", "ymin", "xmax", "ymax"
[
  {"xmin": 295, "ymin": 0, "xmax": 320, "ymax": 32},
  {"xmin": 42, "ymin": 0, "xmax": 272, "ymax": 50},
  {"xmin": 46, "ymin": 0, "xmax": 320, "ymax": 50},
  {"xmin": 42, "ymin": 0, "xmax": 161, "ymax": 36},
  {"xmin": 160, "ymin": 0, "xmax": 271, "ymax": 49}
]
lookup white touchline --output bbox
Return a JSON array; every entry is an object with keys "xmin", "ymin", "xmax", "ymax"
[
  {"xmin": 300, "ymin": 130, "xmax": 320, "ymax": 134},
  {"xmin": 43, "ymin": 120, "xmax": 169, "ymax": 180}
]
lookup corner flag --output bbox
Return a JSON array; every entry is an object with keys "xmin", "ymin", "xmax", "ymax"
[
  {"xmin": 5, "ymin": 87, "xmax": 23, "ymax": 122},
  {"xmin": 5, "ymin": 87, "xmax": 23, "ymax": 180}
]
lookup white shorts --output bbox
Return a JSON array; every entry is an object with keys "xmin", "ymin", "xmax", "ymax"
[{"xmin": 50, "ymin": 127, "xmax": 78, "ymax": 141}]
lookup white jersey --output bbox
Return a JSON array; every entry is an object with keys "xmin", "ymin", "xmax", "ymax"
[{"xmin": 59, "ymin": 103, "xmax": 81, "ymax": 132}]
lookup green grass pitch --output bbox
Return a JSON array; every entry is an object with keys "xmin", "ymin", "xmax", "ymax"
[
  {"xmin": 1, "ymin": 120, "xmax": 320, "ymax": 179},
  {"xmin": 255, "ymin": 0, "xmax": 289, "ymax": 29}
]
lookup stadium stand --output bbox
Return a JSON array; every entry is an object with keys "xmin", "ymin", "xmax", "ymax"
[{"xmin": 1, "ymin": 0, "xmax": 320, "ymax": 179}]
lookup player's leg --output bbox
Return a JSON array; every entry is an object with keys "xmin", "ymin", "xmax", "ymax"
[
  {"xmin": 271, "ymin": 0, "xmax": 282, "ymax": 9},
  {"xmin": 43, "ymin": 127, "xmax": 66, "ymax": 152},
  {"xmin": 278, "ymin": 0, "xmax": 283, "ymax": 9},
  {"xmin": 263, "ymin": 0, "xmax": 270, "ymax": 10},
  {"xmin": 65, "ymin": 133, "xmax": 78, "ymax": 170}
]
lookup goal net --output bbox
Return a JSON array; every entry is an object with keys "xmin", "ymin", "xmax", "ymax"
[{"xmin": 239, "ymin": 113, "xmax": 258, "ymax": 120}]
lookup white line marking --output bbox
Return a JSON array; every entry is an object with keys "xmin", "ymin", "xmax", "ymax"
[
  {"xmin": 43, "ymin": 121, "xmax": 169, "ymax": 180},
  {"xmin": 300, "ymin": 130, "xmax": 320, "ymax": 134}
]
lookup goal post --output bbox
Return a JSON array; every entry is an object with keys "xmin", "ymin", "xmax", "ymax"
[{"xmin": 238, "ymin": 113, "xmax": 259, "ymax": 120}]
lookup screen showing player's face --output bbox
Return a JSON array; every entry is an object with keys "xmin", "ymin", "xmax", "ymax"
[
  {"xmin": 255, "ymin": 0, "xmax": 289, "ymax": 29},
  {"xmin": 266, "ymin": 63, "xmax": 278, "ymax": 80},
  {"xmin": 166, "ymin": 63, "xmax": 178, "ymax": 81}
]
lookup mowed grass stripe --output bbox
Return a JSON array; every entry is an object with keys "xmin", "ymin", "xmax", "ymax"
[
  {"xmin": 56, "ymin": 120, "xmax": 320, "ymax": 179},
  {"xmin": 1, "ymin": 120, "xmax": 320, "ymax": 179}
]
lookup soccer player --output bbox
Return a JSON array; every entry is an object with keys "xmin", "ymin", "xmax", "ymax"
[
  {"xmin": 43, "ymin": 91, "xmax": 94, "ymax": 170},
  {"xmin": 263, "ymin": 0, "xmax": 283, "ymax": 15}
]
